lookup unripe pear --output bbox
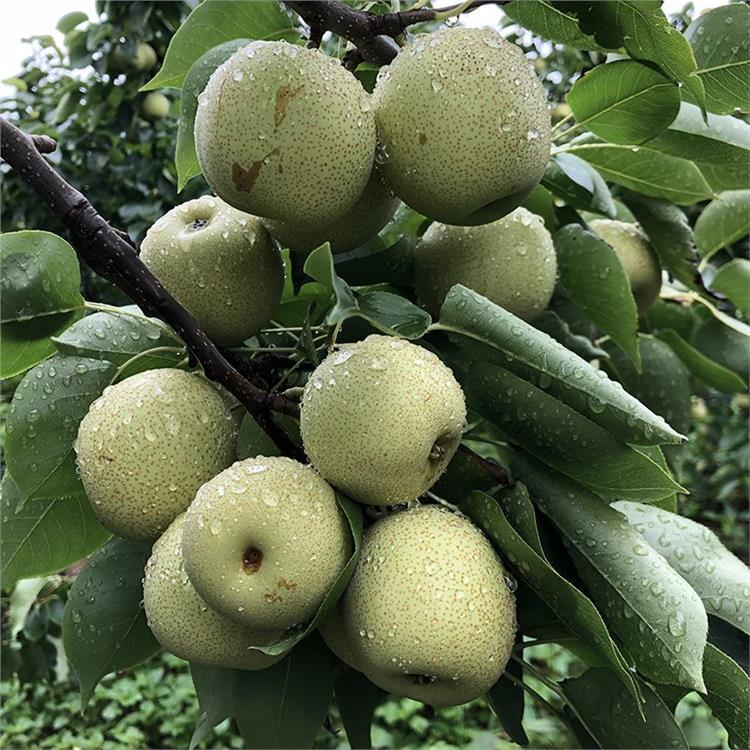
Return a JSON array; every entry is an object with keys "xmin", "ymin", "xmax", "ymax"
[
  {"xmin": 195, "ymin": 41, "xmax": 376, "ymax": 227},
  {"xmin": 372, "ymin": 27, "xmax": 550, "ymax": 225},
  {"xmin": 588, "ymin": 219, "xmax": 661, "ymax": 314},
  {"xmin": 182, "ymin": 457, "xmax": 351, "ymax": 630},
  {"xmin": 141, "ymin": 196, "xmax": 284, "ymax": 346},
  {"xmin": 112, "ymin": 42, "xmax": 157, "ymax": 72},
  {"xmin": 144, "ymin": 514, "xmax": 283, "ymax": 670},
  {"xmin": 320, "ymin": 505, "xmax": 516, "ymax": 706},
  {"xmin": 300, "ymin": 335, "xmax": 467, "ymax": 505},
  {"xmin": 75, "ymin": 369, "xmax": 236, "ymax": 540},
  {"xmin": 415, "ymin": 207, "xmax": 556, "ymax": 319},
  {"xmin": 262, "ymin": 168, "xmax": 399, "ymax": 254},
  {"xmin": 142, "ymin": 92, "xmax": 170, "ymax": 119}
]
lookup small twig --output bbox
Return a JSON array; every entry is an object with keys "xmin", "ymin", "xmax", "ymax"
[{"xmin": 459, "ymin": 444, "xmax": 512, "ymax": 485}]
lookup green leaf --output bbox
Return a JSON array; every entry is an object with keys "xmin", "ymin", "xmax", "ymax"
[
  {"xmin": 0, "ymin": 231, "xmax": 85, "ymax": 377},
  {"xmin": 567, "ymin": 60, "xmax": 680, "ymax": 145},
  {"xmin": 55, "ymin": 11, "xmax": 88, "ymax": 34},
  {"xmin": 462, "ymin": 490, "xmax": 641, "ymax": 702},
  {"xmin": 504, "ymin": 0, "xmax": 603, "ymax": 49},
  {"xmin": 63, "ymin": 537, "xmax": 160, "ymax": 707},
  {"xmin": 701, "ymin": 645, "xmax": 749, "ymax": 750},
  {"xmin": 565, "ymin": 140, "xmax": 714, "ymax": 205},
  {"xmin": 431, "ymin": 446, "xmax": 499, "ymax": 504},
  {"xmin": 654, "ymin": 329, "xmax": 746, "ymax": 394},
  {"xmin": 236, "ymin": 413, "xmax": 280, "ymax": 460},
  {"xmin": 497, "ymin": 482, "xmax": 546, "ymax": 558},
  {"xmin": 175, "ymin": 40, "xmax": 249, "ymax": 191},
  {"xmin": 542, "ymin": 153, "xmax": 616, "ymax": 216},
  {"xmin": 620, "ymin": 192, "xmax": 698, "ymax": 291},
  {"xmin": 0, "ymin": 473, "xmax": 110, "ymax": 589},
  {"xmin": 436, "ymin": 285, "xmax": 684, "ymax": 445},
  {"xmin": 143, "ymin": 0, "xmax": 298, "ymax": 91},
  {"xmin": 466, "ymin": 361, "xmax": 683, "ymax": 502},
  {"xmin": 5, "ymin": 355, "xmax": 117, "ymax": 508},
  {"xmin": 354, "ymin": 290, "xmax": 431, "ymax": 339},
  {"xmin": 562, "ymin": 668, "xmax": 688, "ymax": 749},
  {"xmin": 685, "ymin": 4, "xmax": 750, "ymax": 115},
  {"xmin": 533, "ymin": 309, "xmax": 608, "ymax": 361},
  {"xmin": 52, "ymin": 307, "xmax": 184, "ymax": 376},
  {"xmin": 487, "ymin": 648, "xmax": 527, "ymax": 747},
  {"xmin": 694, "ymin": 190, "xmax": 750, "ymax": 261},
  {"xmin": 192, "ymin": 633, "xmax": 335, "ymax": 750},
  {"xmin": 554, "ymin": 224, "xmax": 639, "ymax": 365},
  {"xmin": 335, "ymin": 234, "xmax": 417, "ymax": 290},
  {"xmin": 693, "ymin": 317, "xmax": 750, "ymax": 383},
  {"xmin": 304, "ymin": 244, "xmax": 358, "ymax": 325},
  {"xmin": 710, "ymin": 259, "xmax": 750, "ymax": 316},
  {"xmin": 515, "ymin": 455, "xmax": 708, "ymax": 694},
  {"xmin": 645, "ymin": 104, "xmax": 750, "ymax": 193},
  {"xmin": 334, "ymin": 667, "xmax": 386, "ymax": 749},
  {"xmin": 258, "ymin": 493, "xmax": 362, "ymax": 656},
  {"xmin": 614, "ymin": 501, "xmax": 750, "ymax": 636},
  {"xmin": 0, "ymin": 231, "xmax": 83, "ymax": 323}
]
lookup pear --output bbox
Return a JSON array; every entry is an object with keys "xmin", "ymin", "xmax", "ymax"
[
  {"xmin": 75, "ymin": 368, "xmax": 236, "ymax": 540},
  {"xmin": 300, "ymin": 335, "xmax": 467, "ymax": 505},
  {"xmin": 415, "ymin": 207, "xmax": 556, "ymax": 319},
  {"xmin": 262, "ymin": 168, "xmax": 399, "ymax": 255},
  {"xmin": 195, "ymin": 41, "xmax": 376, "ymax": 227},
  {"xmin": 182, "ymin": 456, "xmax": 351, "ymax": 631},
  {"xmin": 320, "ymin": 505, "xmax": 516, "ymax": 706},
  {"xmin": 589, "ymin": 219, "xmax": 661, "ymax": 314},
  {"xmin": 141, "ymin": 196, "xmax": 283, "ymax": 346},
  {"xmin": 144, "ymin": 514, "xmax": 283, "ymax": 670},
  {"xmin": 372, "ymin": 27, "xmax": 550, "ymax": 225}
]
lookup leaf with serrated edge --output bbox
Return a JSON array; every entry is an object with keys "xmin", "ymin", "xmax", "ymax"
[
  {"xmin": 514, "ymin": 454, "xmax": 708, "ymax": 693},
  {"xmin": 435, "ymin": 284, "xmax": 684, "ymax": 445}
]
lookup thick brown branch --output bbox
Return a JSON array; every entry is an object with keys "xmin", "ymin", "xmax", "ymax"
[
  {"xmin": 1, "ymin": 117, "xmax": 302, "ymax": 457},
  {"xmin": 283, "ymin": 0, "xmax": 507, "ymax": 65}
]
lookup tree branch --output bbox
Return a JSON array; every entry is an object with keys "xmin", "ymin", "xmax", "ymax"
[
  {"xmin": 283, "ymin": 0, "xmax": 507, "ymax": 65},
  {"xmin": 1, "ymin": 116, "xmax": 302, "ymax": 458}
]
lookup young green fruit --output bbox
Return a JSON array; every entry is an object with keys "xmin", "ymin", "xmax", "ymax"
[
  {"xmin": 182, "ymin": 457, "xmax": 351, "ymax": 631},
  {"xmin": 141, "ymin": 196, "xmax": 284, "ymax": 346},
  {"xmin": 262, "ymin": 168, "xmax": 399, "ymax": 255},
  {"xmin": 75, "ymin": 369, "xmax": 236, "ymax": 540},
  {"xmin": 588, "ymin": 219, "xmax": 661, "ymax": 314},
  {"xmin": 142, "ymin": 92, "xmax": 170, "ymax": 119},
  {"xmin": 144, "ymin": 514, "xmax": 283, "ymax": 671},
  {"xmin": 195, "ymin": 41, "xmax": 376, "ymax": 227},
  {"xmin": 320, "ymin": 505, "xmax": 517, "ymax": 706},
  {"xmin": 415, "ymin": 207, "xmax": 556, "ymax": 319},
  {"xmin": 372, "ymin": 27, "xmax": 550, "ymax": 225},
  {"xmin": 300, "ymin": 335, "xmax": 467, "ymax": 505}
]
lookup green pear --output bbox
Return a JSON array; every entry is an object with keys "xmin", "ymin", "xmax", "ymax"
[
  {"xmin": 589, "ymin": 219, "xmax": 661, "ymax": 314},
  {"xmin": 142, "ymin": 92, "xmax": 170, "ymax": 120},
  {"xmin": 300, "ymin": 335, "xmax": 467, "ymax": 505},
  {"xmin": 372, "ymin": 27, "xmax": 550, "ymax": 225},
  {"xmin": 415, "ymin": 207, "xmax": 556, "ymax": 319},
  {"xmin": 182, "ymin": 456, "xmax": 351, "ymax": 631},
  {"xmin": 112, "ymin": 42, "xmax": 157, "ymax": 73},
  {"xmin": 320, "ymin": 505, "xmax": 516, "ymax": 706},
  {"xmin": 140, "ymin": 196, "xmax": 284, "ymax": 346},
  {"xmin": 195, "ymin": 41, "xmax": 376, "ymax": 227},
  {"xmin": 262, "ymin": 168, "xmax": 399, "ymax": 254},
  {"xmin": 144, "ymin": 514, "xmax": 283, "ymax": 670},
  {"xmin": 75, "ymin": 368, "xmax": 236, "ymax": 540}
]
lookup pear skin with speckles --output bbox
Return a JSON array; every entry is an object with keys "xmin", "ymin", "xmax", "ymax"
[
  {"xmin": 182, "ymin": 456, "xmax": 351, "ymax": 631},
  {"xmin": 300, "ymin": 335, "xmax": 467, "ymax": 506},
  {"xmin": 195, "ymin": 41, "xmax": 376, "ymax": 227},
  {"xmin": 320, "ymin": 505, "xmax": 517, "ymax": 706},
  {"xmin": 415, "ymin": 207, "xmax": 557, "ymax": 319},
  {"xmin": 372, "ymin": 27, "xmax": 550, "ymax": 226},
  {"xmin": 144, "ymin": 514, "xmax": 284, "ymax": 670},
  {"xmin": 262, "ymin": 167, "xmax": 400, "ymax": 255},
  {"xmin": 141, "ymin": 196, "xmax": 283, "ymax": 346},
  {"xmin": 589, "ymin": 219, "xmax": 662, "ymax": 314},
  {"xmin": 75, "ymin": 369, "xmax": 236, "ymax": 540}
]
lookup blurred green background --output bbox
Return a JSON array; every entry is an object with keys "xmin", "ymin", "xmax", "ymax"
[{"xmin": 1, "ymin": 2, "xmax": 746, "ymax": 749}]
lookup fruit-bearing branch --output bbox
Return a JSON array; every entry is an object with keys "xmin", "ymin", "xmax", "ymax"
[
  {"xmin": 0, "ymin": 116, "xmax": 302, "ymax": 457},
  {"xmin": 283, "ymin": 0, "xmax": 506, "ymax": 65}
]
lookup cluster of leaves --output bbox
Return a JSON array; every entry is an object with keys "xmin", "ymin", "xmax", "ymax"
[{"xmin": 2, "ymin": 1, "xmax": 750, "ymax": 749}]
